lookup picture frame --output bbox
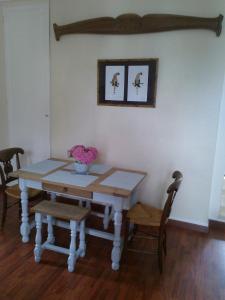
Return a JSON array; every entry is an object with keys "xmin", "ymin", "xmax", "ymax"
[{"xmin": 97, "ymin": 59, "xmax": 158, "ymax": 107}]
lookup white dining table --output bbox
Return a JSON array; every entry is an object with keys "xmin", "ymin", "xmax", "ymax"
[{"xmin": 11, "ymin": 158, "xmax": 147, "ymax": 270}]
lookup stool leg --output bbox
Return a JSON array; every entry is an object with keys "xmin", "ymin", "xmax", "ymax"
[
  {"xmin": 34, "ymin": 213, "xmax": 42, "ymax": 263},
  {"xmin": 47, "ymin": 215, "xmax": 55, "ymax": 244},
  {"xmin": 68, "ymin": 220, "xmax": 77, "ymax": 272},
  {"xmin": 79, "ymin": 220, "xmax": 86, "ymax": 257}
]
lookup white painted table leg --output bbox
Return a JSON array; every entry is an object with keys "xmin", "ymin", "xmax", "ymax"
[
  {"xmin": 85, "ymin": 201, "xmax": 91, "ymax": 209},
  {"xmin": 111, "ymin": 202, "xmax": 123, "ymax": 271},
  {"xmin": 78, "ymin": 220, "xmax": 86, "ymax": 257},
  {"xmin": 19, "ymin": 179, "xmax": 30, "ymax": 243},
  {"xmin": 110, "ymin": 206, "xmax": 115, "ymax": 220},
  {"xmin": 68, "ymin": 220, "xmax": 77, "ymax": 272},
  {"xmin": 103, "ymin": 205, "xmax": 110, "ymax": 230},
  {"xmin": 50, "ymin": 192, "xmax": 56, "ymax": 202},
  {"xmin": 34, "ymin": 213, "xmax": 42, "ymax": 263}
]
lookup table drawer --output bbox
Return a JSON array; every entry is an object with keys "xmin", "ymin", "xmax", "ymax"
[{"xmin": 42, "ymin": 183, "xmax": 92, "ymax": 199}]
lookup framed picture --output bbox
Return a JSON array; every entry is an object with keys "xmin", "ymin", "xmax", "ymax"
[{"xmin": 97, "ymin": 59, "xmax": 158, "ymax": 107}]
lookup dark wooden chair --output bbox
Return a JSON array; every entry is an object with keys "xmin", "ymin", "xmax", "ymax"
[
  {"xmin": 124, "ymin": 170, "xmax": 183, "ymax": 273},
  {"xmin": 0, "ymin": 147, "xmax": 41, "ymax": 229}
]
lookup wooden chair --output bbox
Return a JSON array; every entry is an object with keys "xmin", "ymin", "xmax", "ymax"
[
  {"xmin": 0, "ymin": 147, "xmax": 41, "ymax": 229},
  {"xmin": 124, "ymin": 170, "xmax": 183, "ymax": 273},
  {"xmin": 31, "ymin": 200, "xmax": 90, "ymax": 272}
]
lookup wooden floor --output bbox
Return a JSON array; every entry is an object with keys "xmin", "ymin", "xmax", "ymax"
[{"xmin": 1, "ymin": 199, "xmax": 225, "ymax": 300}]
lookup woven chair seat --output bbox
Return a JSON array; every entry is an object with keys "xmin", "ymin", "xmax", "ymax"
[
  {"xmin": 5, "ymin": 184, "xmax": 41, "ymax": 199},
  {"xmin": 127, "ymin": 203, "xmax": 163, "ymax": 227}
]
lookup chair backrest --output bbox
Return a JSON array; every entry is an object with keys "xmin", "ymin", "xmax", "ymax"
[
  {"xmin": 159, "ymin": 170, "xmax": 183, "ymax": 235},
  {"xmin": 0, "ymin": 147, "xmax": 24, "ymax": 188}
]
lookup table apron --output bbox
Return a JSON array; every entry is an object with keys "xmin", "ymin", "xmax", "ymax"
[
  {"xmin": 42, "ymin": 182, "xmax": 92, "ymax": 199},
  {"xmin": 20, "ymin": 179, "xmax": 42, "ymax": 190},
  {"xmin": 21, "ymin": 178, "xmax": 135, "ymax": 210}
]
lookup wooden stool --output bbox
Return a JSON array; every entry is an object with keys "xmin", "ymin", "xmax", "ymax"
[{"xmin": 31, "ymin": 200, "xmax": 90, "ymax": 272}]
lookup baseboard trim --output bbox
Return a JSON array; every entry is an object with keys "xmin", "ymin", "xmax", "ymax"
[
  {"xmin": 209, "ymin": 219, "xmax": 225, "ymax": 230},
  {"xmin": 168, "ymin": 219, "xmax": 208, "ymax": 233}
]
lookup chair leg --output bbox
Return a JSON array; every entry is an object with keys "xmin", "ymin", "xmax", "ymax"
[
  {"xmin": 122, "ymin": 218, "xmax": 130, "ymax": 263},
  {"xmin": 18, "ymin": 200, "xmax": 22, "ymax": 220},
  {"xmin": 158, "ymin": 240, "xmax": 163, "ymax": 274},
  {"xmin": 163, "ymin": 231, "xmax": 167, "ymax": 256},
  {"xmin": 129, "ymin": 223, "xmax": 138, "ymax": 242},
  {"xmin": 1, "ymin": 193, "xmax": 8, "ymax": 229}
]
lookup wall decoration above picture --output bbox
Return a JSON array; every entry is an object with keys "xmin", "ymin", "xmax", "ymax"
[
  {"xmin": 98, "ymin": 59, "xmax": 158, "ymax": 107},
  {"xmin": 53, "ymin": 13, "xmax": 223, "ymax": 41}
]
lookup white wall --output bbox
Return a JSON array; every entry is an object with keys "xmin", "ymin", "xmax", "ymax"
[
  {"xmin": 3, "ymin": 0, "xmax": 50, "ymax": 164},
  {"xmin": 0, "ymin": 5, "xmax": 8, "ymax": 148},
  {"xmin": 0, "ymin": 1, "xmax": 33, "ymax": 149},
  {"xmin": 53, "ymin": 0, "xmax": 224, "ymax": 226},
  {"xmin": 209, "ymin": 74, "xmax": 225, "ymax": 220}
]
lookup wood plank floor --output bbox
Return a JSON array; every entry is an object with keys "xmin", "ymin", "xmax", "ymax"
[{"xmin": 1, "ymin": 199, "xmax": 225, "ymax": 300}]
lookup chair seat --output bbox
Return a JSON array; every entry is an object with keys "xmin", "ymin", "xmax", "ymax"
[
  {"xmin": 5, "ymin": 184, "xmax": 41, "ymax": 199},
  {"xmin": 127, "ymin": 203, "xmax": 163, "ymax": 227},
  {"xmin": 31, "ymin": 200, "xmax": 91, "ymax": 222}
]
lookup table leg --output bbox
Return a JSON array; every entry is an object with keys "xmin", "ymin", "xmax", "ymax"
[
  {"xmin": 103, "ymin": 205, "xmax": 110, "ymax": 230},
  {"xmin": 111, "ymin": 201, "xmax": 123, "ymax": 271},
  {"xmin": 50, "ymin": 192, "xmax": 56, "ymax": 202},
  {"xmin": 19, "ymin": 179, "xmax": 30, "ymax": 243}
]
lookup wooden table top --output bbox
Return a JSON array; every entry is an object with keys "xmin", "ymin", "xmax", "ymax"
[{"xmin": 11, "ymin": 158, "xmax": 147, "ymax": 198}]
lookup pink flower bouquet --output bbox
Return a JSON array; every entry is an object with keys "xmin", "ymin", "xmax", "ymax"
[{"xmin": 69, "ymin": 145, "xmax": 98, "ymax": 165}]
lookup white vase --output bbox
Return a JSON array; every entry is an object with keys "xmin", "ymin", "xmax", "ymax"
[{"xmin": 74, "ymin": 162, "xmax": 89, "ymax": 174}]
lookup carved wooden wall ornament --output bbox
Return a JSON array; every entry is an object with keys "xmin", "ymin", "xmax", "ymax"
[{"xmin": 53, "ymin": 13, "xmax": 223, "ymax": 41}]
